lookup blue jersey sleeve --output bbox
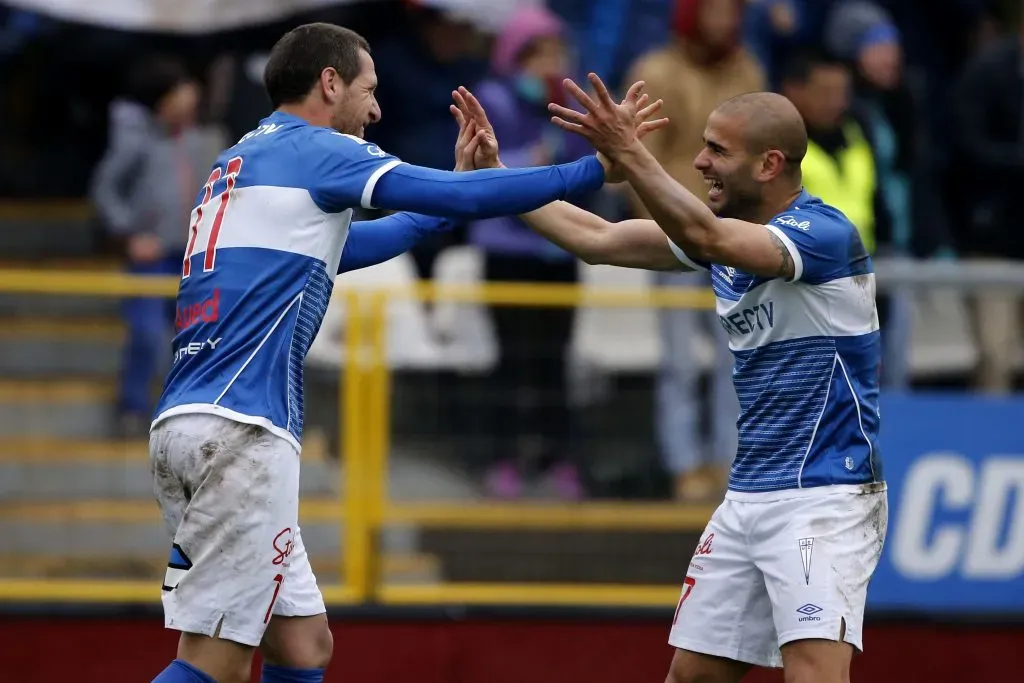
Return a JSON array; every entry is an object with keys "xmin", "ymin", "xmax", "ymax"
[
  {"xmin": 765, "ymin": 209, "xmax": 871, "ymax": 284},
  {"xmin": 305, "ymin": 130, "xmax": 404, "ymax": 212},
  {"xmin": 339, "ymin": 213, "xmax": 455, "ymax": 274},
  {"xmin": 370, "ymin": 157, "xmax": 605, "ymax": 219}
]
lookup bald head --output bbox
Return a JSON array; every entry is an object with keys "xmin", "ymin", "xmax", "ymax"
[{"xmin": 713, "ymin": 92, "xmax": 807, "ymax": 177}]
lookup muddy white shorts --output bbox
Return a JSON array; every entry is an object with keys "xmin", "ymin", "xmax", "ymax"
[
  {"xmin": 150, "ymin": 413, "xmax": 326, "ymax": 647},
  {"xmin": 668, "ymin": 483, "xmax": 888, "ymax": 668}
]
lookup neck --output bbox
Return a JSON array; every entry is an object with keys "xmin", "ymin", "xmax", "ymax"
[
  {"xmin": 276, "ymin": 102, "xmax": 331, "ymax": 128},
  {"xmin": 754, "ymin": 184, "xmax": 803, "ymax": 224},
  {"xmin": 680, "ymin": 38, "xmax": 733, "ymax": 65}
]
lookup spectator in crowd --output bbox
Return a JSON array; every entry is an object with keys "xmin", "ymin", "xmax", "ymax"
[
  {"xmin": 367, "ymin": 0, "xmax": 488, "ymax": 280},
  {"xmin": 824, "ymin": 1, "xmax": 956, "ymax": 389},
  {"xmin": 89, "ymin": 56, "xmax": 212, "ymax": 436},
  {"xmin": 781, "ymin": 53, "xmax": 877, "ymax": 252},
  {"xmin": 548, "ymin": 0, "xmax": 674, "ymax": 92},
  {"xmin": 951, "ymin": 9, "xmax": 1024, "ymax": 394},
  {"xmin": 625, "ymin": 0, "xmax": 761, "ymax": 501},
  {"xmin": 743, "ymin": 0, "xmax": 799, "ymax": 86},
  {"xmin": 467, "ymin": 4, "xmax": 591, "ymax": 500}
]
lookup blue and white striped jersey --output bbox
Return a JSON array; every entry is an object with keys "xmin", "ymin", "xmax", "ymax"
[
  {"xmin": 669, "ymin": 190, "xmax": 883, "ymax": 493},
  {"xmin": 153, "ymin": 111, "xmax": 401, "ymax": 451}
]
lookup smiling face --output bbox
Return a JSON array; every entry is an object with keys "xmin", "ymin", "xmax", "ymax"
[
  {"xmin": 693, "ymin": 110, "xmax": 767, "ymax": 219},
  {"xmin": 326, "ymin": 49, "xmax": 381, "ymax": 138}
]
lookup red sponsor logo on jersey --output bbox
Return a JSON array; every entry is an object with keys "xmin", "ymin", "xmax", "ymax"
[
  {"xmin": 694, "ymin": 533, "xmax": 714, "ymax": 556},
  {"xmin": 175, "ymin": 289, "xmax": 220, "ymax": 331}
]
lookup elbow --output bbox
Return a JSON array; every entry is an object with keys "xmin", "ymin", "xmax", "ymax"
[{"xmin": 669, "ymin": 217, "xmax": 720, "ymax": 261}]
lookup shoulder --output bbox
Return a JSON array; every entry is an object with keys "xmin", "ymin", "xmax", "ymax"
[
  {"xmin": 770, "ymin": 196, "xmax": 855, "ymax": 237},
  {"xmin": 628, "ymin": 48, "xmax": 679, "ymax": 83}
]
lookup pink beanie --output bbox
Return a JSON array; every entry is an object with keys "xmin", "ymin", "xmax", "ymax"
[{"xmin": 491, "ymin": 5, "xmax": 565, "ymax": 77}]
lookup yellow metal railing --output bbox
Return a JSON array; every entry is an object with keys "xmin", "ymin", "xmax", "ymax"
[{"xmin": 0, "ymin": 269, "xmax": 716, "ymax": 607}]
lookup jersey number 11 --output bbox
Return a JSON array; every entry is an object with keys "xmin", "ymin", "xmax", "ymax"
[{"xmin": 182, "ymin": 156, "xmax": 244, "ymax": 278}]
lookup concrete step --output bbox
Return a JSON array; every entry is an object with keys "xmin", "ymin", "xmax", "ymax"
[
  {"xmin": 0, "ymin": 317, "xmax": 124, "ymax": 377},
  {"xmin": 0, "ymin": 201, "xmax": 96, "ymax": 258},
  {"xmin": 0, "ymin": 433, "xmax": 338, "ymax": 499},
  {"xmin": 0, "ymin": 378, "xmax": 116, "ymax": 438},
  {"xmin": 0, "ymin": 496, "xmax": 430, "ymax": 582},
  {"xmin": 0, "ymin": 257, "xmax": 130, "ymax": 318},
  {"xmin": 0, "ymin": 551, "xmax": 440, "ymax": 584}
]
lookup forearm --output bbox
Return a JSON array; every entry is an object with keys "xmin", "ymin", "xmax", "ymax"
[
  {"xmin": 371, "ymin": 156, "xmax": 605, "ymax": 219},
  {"xmin": 520, "ymin": 202, "xmax": 682, "ymax": 270},
  {"xmin": 618, "ymin": 142, "xmax": 719, "ymax": 258},
  {"xmin": 519, "ymin": 202, "xmax": 610, "ymax": 263},
  {"xmin": 338, "ymin": 213, "xmax": 454, "ymax": 273}
]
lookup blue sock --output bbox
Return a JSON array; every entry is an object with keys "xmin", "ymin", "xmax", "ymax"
[
  {"xmin": 261, "ymin": 664, "xmax": 325, "ymax": 682},
  {"xmin": 152, "ymin": 659, "xmax": 216, "ymax": 683}
]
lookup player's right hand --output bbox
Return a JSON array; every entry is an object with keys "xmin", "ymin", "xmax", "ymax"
[
  {"xmin": 450, "ymin": 87, "xmax": 502, "ymax": 170},
  {"xmin": 600, "ymin": 86, "xmax": 669, "ymax": 183}
]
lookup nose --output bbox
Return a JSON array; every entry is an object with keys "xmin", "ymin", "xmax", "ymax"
[
  {"xmin": 693, "ymin": 149, "xmax": 710, "ymax": 172},
  {"xmin": 369, "ymin": 98, "xmax": 381, "ymax": 124}
]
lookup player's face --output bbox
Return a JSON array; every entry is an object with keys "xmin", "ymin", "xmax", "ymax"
[
  {"xmin": 693, "ymin": 112, "xmax": 763, "ymax": 219},
  {"xmin": 329, "ymin": 49, "xmax": 381, "ymax": 137}
]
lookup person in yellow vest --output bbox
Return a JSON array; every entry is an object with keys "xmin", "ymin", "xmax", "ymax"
[{"xmin": 779, "ymin": 51, "xmax": 877, "ymax": 254}]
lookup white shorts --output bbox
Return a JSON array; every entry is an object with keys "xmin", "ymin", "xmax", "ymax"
[
  {"xmin": 668, "ymin": 483, "xmax": 888, "ymax": 668},
  {"xmin": 150, "ymin": 413, "xmax": 326, "ymax": 647}
]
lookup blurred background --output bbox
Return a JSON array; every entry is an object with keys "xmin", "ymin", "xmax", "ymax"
[{"xmin": 0, "ymin": 0, "xmax": 1021, "ymax": 681}]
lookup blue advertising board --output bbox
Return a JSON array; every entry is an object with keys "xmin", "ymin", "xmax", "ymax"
[{"xmin": 868, "ymin": 393, "xmax": 1024, "ymax": 615}]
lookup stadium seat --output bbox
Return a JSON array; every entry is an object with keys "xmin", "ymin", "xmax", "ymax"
[
  {"xmin": 429, "ymin": 245, "xmax": 498, "ymax": 373},
  {"xmin": 307, "ymin": 253, "xmax": 443, "ymax": 370},
  {"xmin": 908, "ymin": 288, "xmax": 979, "ymax": 379},
  {"xmin": 570, "ymin": 263, "xmax": 663, "ymax": 373}
]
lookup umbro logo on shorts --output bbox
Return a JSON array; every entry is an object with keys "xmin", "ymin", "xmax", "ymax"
[{"xmin": 796, "ymin": 603, "xmax": 823, "ymax": 622}]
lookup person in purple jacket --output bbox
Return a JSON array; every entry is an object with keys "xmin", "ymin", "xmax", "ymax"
[{"xmin": 468, "ymin": 5, "xmax": 593, "ymax": 500}]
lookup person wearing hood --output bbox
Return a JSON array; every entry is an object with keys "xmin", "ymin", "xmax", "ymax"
[
  {"xmin": 467, "ymin": 5, "xmax": 593, "ymax": 500},
  {"xmin": 624, "ymin": 0, "xmax": 763, "ymax": 502},
  {"xmin": 89, "ymin": 55, "xmax": 215, "ymax": 436}
]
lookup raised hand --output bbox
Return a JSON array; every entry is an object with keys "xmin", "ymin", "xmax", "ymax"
[
  {"xmin": 450, "ymin": 87, "xmax": 501, "ymax": 170},
  {"xmin": 593, "ymin": 82, "xmax": 669, "ymax": 183},
  {"xmin": 549, "ymin": 74, "xmax": 667, "ymax": 162}
]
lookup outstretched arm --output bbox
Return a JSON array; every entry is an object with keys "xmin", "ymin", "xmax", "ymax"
[
  {"xmin": 448, "ymin": 85, "xmax": 679, "ymax": 271},
  {"xmin": 338, "ymin": 213, "xmax": 455, "ymax": 273},
  {"xmin": 306, "ymin": 128, "xmax": 607, "ymax": 221},
  {"xmin": 549, "ymin": 73, "xmax": 797, "ymax": 280},
  {"xmin": 614, "ymin": 143, "xmax": 794, "ymax": 279},
  {"xmin": 520, "ymin": 201, "xmax": 686, "ymax": 271}
]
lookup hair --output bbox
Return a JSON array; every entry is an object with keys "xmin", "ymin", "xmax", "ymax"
[
  {"xmin": 126, "ymin": 55, "xmax": 192, "ymax": 111},
  {"xmin": 713, "ymin": 92, "xmax": 808, "ymax": 178},
  {"xmin": 778, "ymin": 49, "xmax": 848, "ymax": 88},
  {"xmin": 263, "ymin": 23, "xmax": 371, "ymax": 108}
]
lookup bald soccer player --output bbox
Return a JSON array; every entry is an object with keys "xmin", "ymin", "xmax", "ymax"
[{"xmin": 451, "ymin": 80, "xmax": 886, "ymax": 683}]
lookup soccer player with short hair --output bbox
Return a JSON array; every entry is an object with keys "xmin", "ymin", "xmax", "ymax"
[
  {"xmin": 452, "ymin": 77, "xmax": 887, "ymax": 683},
  {"xmin": 148, "ymin": 23, "xmax": 612, "ymax": 683}
]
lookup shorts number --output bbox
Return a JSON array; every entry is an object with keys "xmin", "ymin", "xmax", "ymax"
[
  {"xmin": 182, "ymin": 156, "xmax": 243, "ymax": 278},
  {"xmin": 672, "ymin": 576, "xmax": 697, "ymax": 625},
  {"xmin": 264, "ymin": 573, "xmax": 284, "ymax": 624}
]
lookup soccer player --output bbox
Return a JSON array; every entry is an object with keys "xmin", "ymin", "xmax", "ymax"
[
  {"xmin": 452, "ymin": 78, "xmax": 887, "ymax": 683},
  {"xmin": 148, "ymin": 24, "xmax": 612, "ymax": 683}
]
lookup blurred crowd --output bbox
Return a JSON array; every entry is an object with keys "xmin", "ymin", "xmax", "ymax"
[{"xmin": 1, "ymin": 0, "xmax": 1022, "ymax": 501}]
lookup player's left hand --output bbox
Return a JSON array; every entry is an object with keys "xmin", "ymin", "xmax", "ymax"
[{"xmin": 549, "ymin": 75, "xmax": 668, "ymax": 161}]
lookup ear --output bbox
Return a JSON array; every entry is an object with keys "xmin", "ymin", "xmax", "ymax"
[
  {"xmin": 758, "ymin": 149, "xmax": 787, "ymax": 182},
  {"xmin": 320, "ymin": 67, "xmax": 343, "ymax": 104}
]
